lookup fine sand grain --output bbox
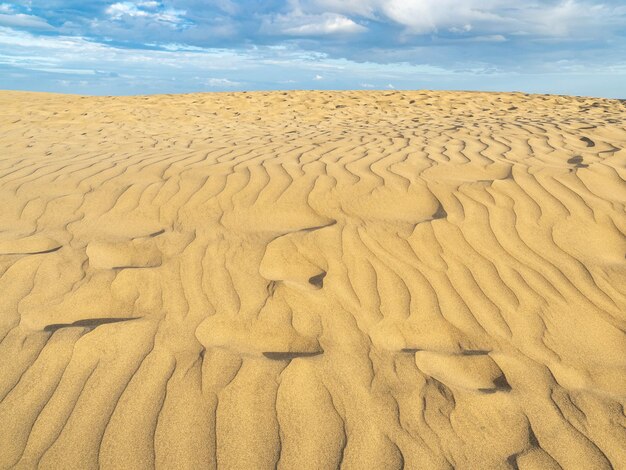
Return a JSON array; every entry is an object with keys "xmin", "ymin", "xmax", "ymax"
[{"xmin": 0, "ymin": 90, "xmax": 624, "ymax": 469}]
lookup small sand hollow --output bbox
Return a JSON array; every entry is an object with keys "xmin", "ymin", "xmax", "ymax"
[{"xmin": 0, "ymin": 90, "xmax": 624, "ymax": 469}]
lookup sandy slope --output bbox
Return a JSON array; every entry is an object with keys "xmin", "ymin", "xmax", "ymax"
[{"xmin": 0, "ymin": 90, "xmax": 624, "ymax": 469}]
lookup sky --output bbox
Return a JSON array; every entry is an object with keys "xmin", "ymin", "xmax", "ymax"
[{"xmin": 0, "ymin": 0, "xmax": 625, "ymax": 97}]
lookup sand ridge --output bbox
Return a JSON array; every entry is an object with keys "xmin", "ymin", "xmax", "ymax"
[{"xmin": 0, "ymin": 90, "xmax": 625, "ymax": 469}]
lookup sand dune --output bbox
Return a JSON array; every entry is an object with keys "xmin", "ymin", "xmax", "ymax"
[{"xmin": 0, "ymin": 90, "xmax": 624, "ymax": 469}]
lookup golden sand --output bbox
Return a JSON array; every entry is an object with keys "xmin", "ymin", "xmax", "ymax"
[{"xmin": 0, "ymin": 90, "xmax": 624, "ymax": 469}]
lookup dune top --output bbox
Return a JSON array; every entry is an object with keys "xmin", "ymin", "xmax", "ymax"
[{"xmin": 0, "ymin": 90, "xmax": 625, "ymax": 469}]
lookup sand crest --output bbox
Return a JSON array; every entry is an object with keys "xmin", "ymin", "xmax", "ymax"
[{"xmin": 0, "ymin": 90, "xmax": 624, "ymax": 469}]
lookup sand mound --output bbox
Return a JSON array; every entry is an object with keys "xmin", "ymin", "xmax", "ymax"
[{"xmin": 0, "ymin": 90, "xmax": 624, "ymax": 469}]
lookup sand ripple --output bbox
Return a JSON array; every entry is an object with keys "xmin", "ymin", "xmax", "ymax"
[{"xmin": 0, "ymin": 90, "xmax": 624, "ymax": 469}]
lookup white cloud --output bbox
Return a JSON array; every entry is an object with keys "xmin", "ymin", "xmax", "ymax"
[
  {"xmin": 0, "ymin": 4, "xmax": 52, "ymax": 30},
  {"xmin": 449, "ymin": 25, "xmax": 472, "ymax": 34},
  {"xmin": 285, "ymin": 14, "xmax": 365, "ymax": 35},
  {"xmin": 470, "ymin": 34, "xmax": 507, "ymax": 42},
  {"xmin": 300, "ymin": 0, "xmax": 626, "ymax": 38},
  {"xmin": 106, "ymin": 1, "xmax": 187, "ymax": 26},
  {"xmin": 137, "ymin": 1, "xmax": 159, "ymax": 8},
  {"xmin": 375, "ymin": 0, "xmax": 506, "ymax": 35},
  {"xmin": 0, "ymin": 12, "xmax": 52, "ymax": 30},
  {"xmin": 206, "ymin": 77, "xmax": 240, "ymax": 87},
  {"xmin": 106, "ymin": 2, "xmax": 148, "ymax": 19},
  {"xmin": 263, "ymin": 12, "xmax": 366, "ymax": 36},
  {"xmin": 313, "ymin": 74, "xmax": 323, "ymax": 80}
]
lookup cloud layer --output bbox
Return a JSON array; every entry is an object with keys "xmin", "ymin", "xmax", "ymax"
[{"xmin": 0, "ymin": 1, "xmax": 624, "ymax": 96}]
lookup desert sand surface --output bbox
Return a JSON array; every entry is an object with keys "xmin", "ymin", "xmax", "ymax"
[{"xmin": 0, "ymin": 89, "xmax": 625, "ymax": 469}]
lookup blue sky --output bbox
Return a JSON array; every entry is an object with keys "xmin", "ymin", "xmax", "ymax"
[{"xmin": 0, "ymin": 0, "xmax": 625, "ymax": 97}]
